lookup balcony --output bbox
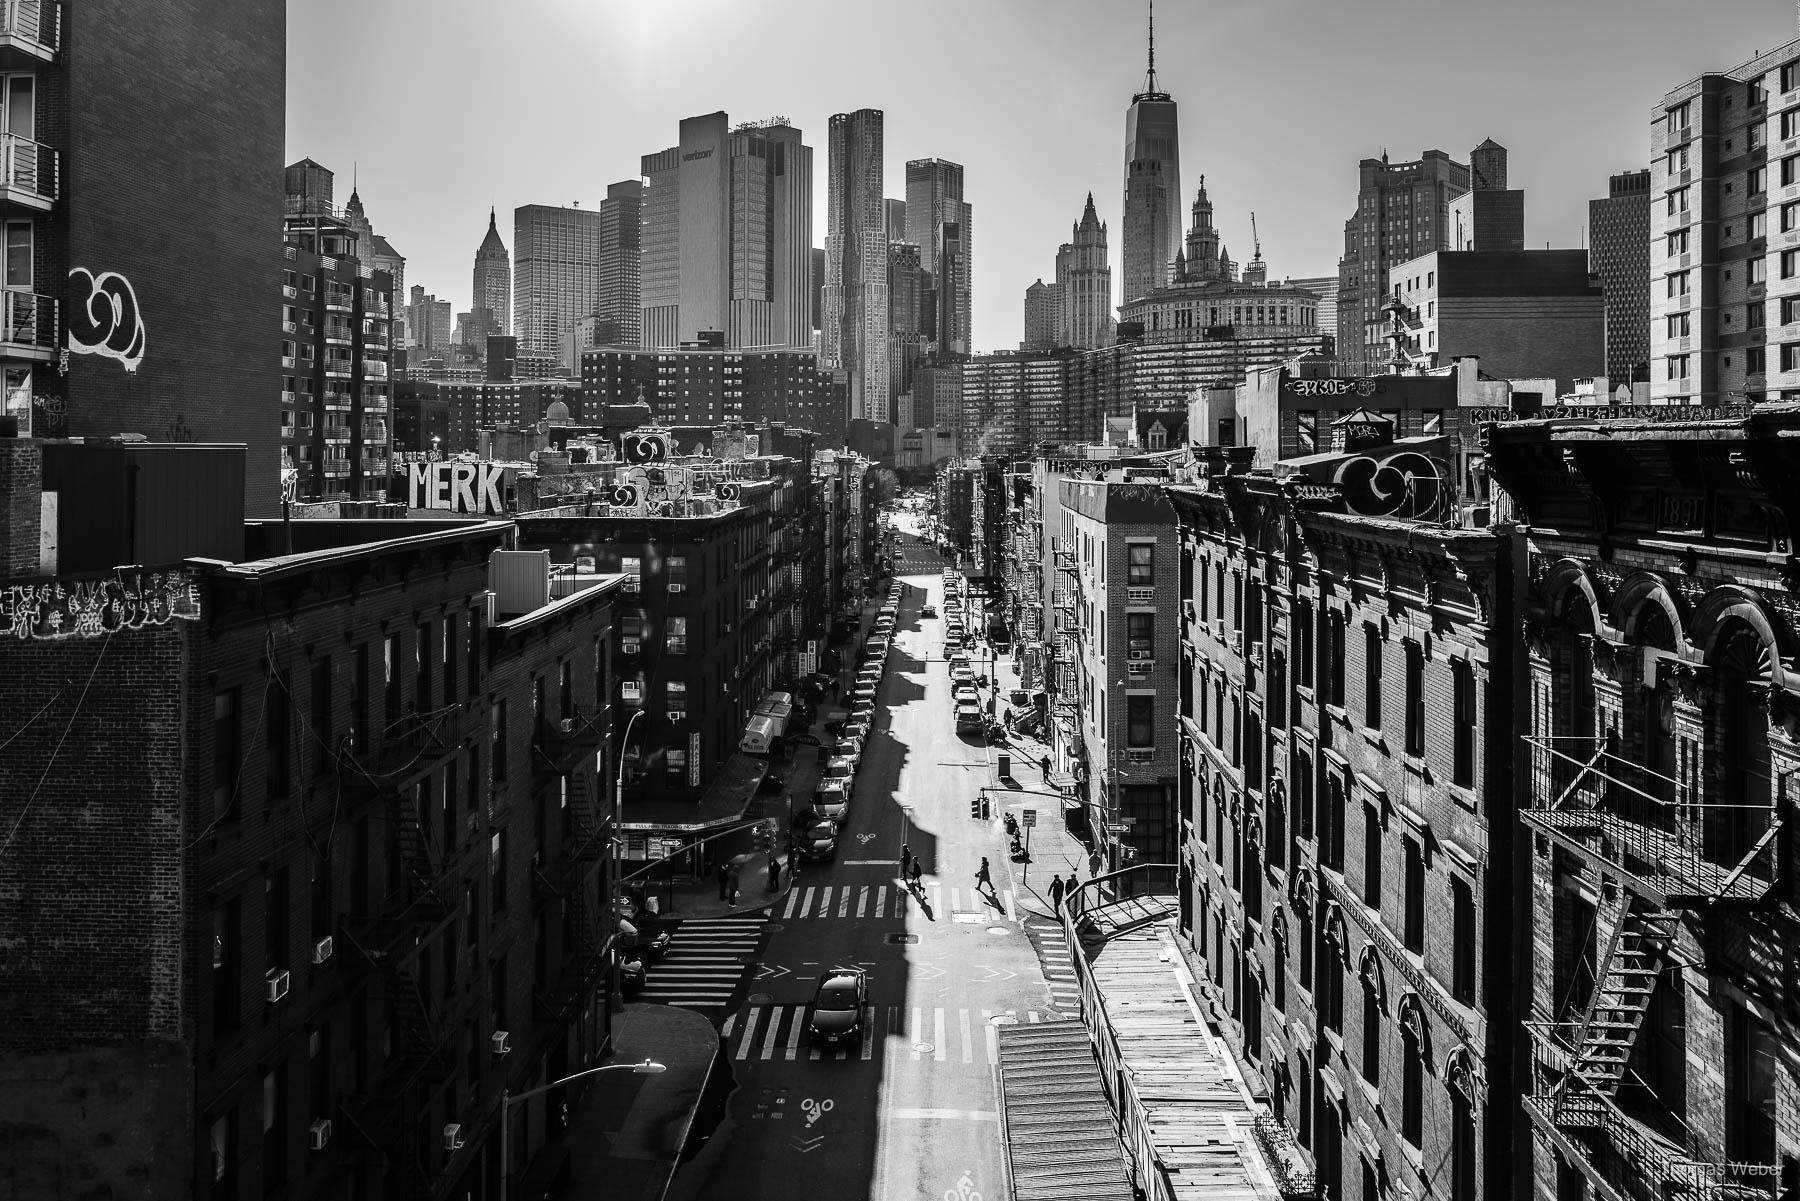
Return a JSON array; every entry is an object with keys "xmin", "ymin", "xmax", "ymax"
[
  {"xmin": 1521, "ymin": 737, "xmax": 1781, "ymax": 906},
  {"xmin": 323, "ymin": 323, "xmax": 352, "ymax": 345},
  {"xmin": 0, "ymin": 1, "xmax": 59, "ymax": 62},
  {"xmin": 363, "ymin": 359, "xmax": 389, "ymax": 380},
  {"xmin": 0, "ymin": 290, "xmax": 54, "ymax": 359},
  {"xmin": 1052, "ymin": 589, "xmax": 1074, "ymax": 612},
  {"xmin": 0, "ymin": 130, "xmax": 54, "ymax": 210},
  {"xmin": 324, "ymin": 360, "xmax": 352, "ymax": 379},
  {"xmin": 324, "ymin": 289, "xmax": 354, "ymax": 312}
]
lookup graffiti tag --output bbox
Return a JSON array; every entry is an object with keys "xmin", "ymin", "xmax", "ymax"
[
  {"xmin": 1, "ymin": 570, "xmax": 201, "ymax": 641},
  {"xmin": 67, "ymin": 268, "xmax": 147, "ymax": 373}
]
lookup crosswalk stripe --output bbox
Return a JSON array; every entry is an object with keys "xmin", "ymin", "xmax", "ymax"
[
  {"xmin": 785, "ymin": 1011, "xmax": 804, "ymax": 1061},
  {"xmin": 838, "ymin": 889, "xmax": 851, "ymax": 919},
  {"xmin": 959, "ymin": 1008, "xmax": 973, "ymax": 1063},
  {"xmin": 781, "ymin": 889, "xmax": 802, "ymax": 920},
  {"xmin": 983, "ymin": 1010, "xmax": 998, "ymax": 1063},
  {"xmin": 934, "ymin": 1009, "xmax": 946, "ymax": 1062},
  {"xmin": 856, "ymin": 886, "xmax": 869, "ymax": 919},
  {"xmin": 861, "ymin": 1007, "xmax": 875, "ymax": 1060},
  {"xmin": 912, "ymin": 1007, "xmax": 924, "ymax": 1060},
  {"xmin": 760, "ymin": 1007, "xmax": 783, "ymax": 1060}
]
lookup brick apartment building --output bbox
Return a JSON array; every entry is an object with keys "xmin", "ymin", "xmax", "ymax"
[
  {"xmin": 1052, "ymin": 472, "xmax": 1184, "ymax": 872},
  {"xmin": 1486, "ymin": 410, "xmax": 1800, "ymax": 1201},
  {"xmin": 0, "ymin": 0, "xmax": 286, "ymax": 512},
  {"xmin": 0, "ymin": 440, "xmax": 624, "ymax": 1200},
  {"xmin": 1167, "ymin": 435, "xmax": 1520, "ymax": 1201},
  {"xmin": 581, "ymin": 345, "xmax": 827, "ymax": 433},
  {"xmin": 282, "ymin": 182, "xmax": 397, "ymax": 502}
]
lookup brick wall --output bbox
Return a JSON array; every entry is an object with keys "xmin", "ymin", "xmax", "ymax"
[{"xmin": 0, "ymin": 439, "xmax": 41, "ymax": 577}]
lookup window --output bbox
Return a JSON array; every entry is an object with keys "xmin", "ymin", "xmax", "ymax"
[
  {"xmin": 1452, "ymin": 659, "xmax": 1476, "ymax": 787},
  {"xmin": 1326, "ymin": 612, "xmax": 1345, "ymax": 707},
  {"xmin": 1784, "ymin": 63, "xmax": 1800, "ymax": 94},
  {"xmin": 1451, "ymin": 875, "xmax": 1476, "ymax": 1004},
  {"xmin": 666, "ymin": 615, "xmax": 688, "ymax": 655},
  {"xmin": 1269, "ymin": 652, "xmax": 1287, "ymax": 730},
  {"xmin": 1786, "ymin": 250, "xmax": 1800, "ymax": 280},
  {"xmin": 1666, "ymin": 229, "xmax": 1689, "ymax": 256},
  {"xmin": 491, "ymin": 830, "xmax": 507, "ymax": 910},
  {"xmin": 266, "ymin": 671, "xmax": 290, "ymax": 799},
  {"xmin": 415, "ymin": 621, "xmax": 433, "ymax": 712},
  {"xmin": 1296, "ymin": 600, "xmax": 1314, "ymax": 688},
  {"xmin": 1127, "ymin": 695, "xmax": 1155, "ymax": 748},
  {"xmin": 1127, "ymin": 543, "xmax": 1154, "ymax": 585},
  {"xmin": 1364, "ymin": 804, "xmax": 1382, "ymax": 908},
  {"xmin": 210, "ymin": 1112, "xmax": 236, "ymax": 1193},
  {"xmin": 1668, "ymin": 100, "xmax": 1691, "ymax": 137},
  {"xmin": 1321, "ymin": 939, "xmax": 1344, "ymax": 1034},
  {"xmin": 622, "ymin": 679, "xmax": 643, "ymax": 707},
  {"xmin": 264, "ymin": 868, "xmax": 289, "ymax": 973},
  {"xmin": 1752, "ymin": 124, "xmax": 1768, "ymax": 151},
  {"xmin": 491, "ymin": 697, "xmax": 508, "ymax": 780},
  {"xmin": 1451, "ymin": 1083, "xmax": 1476, "ymax": 1201},
  {"xmin": 1750, "ymin": 346, "xmax": 1768, "ymax": 374},
  {"xmin": 467, "ymin": 608, "xmax": 482, "ymax": 695},
  {"xmin": 1667, "ymin": 354, "xmax": 1691, "ymax": 381},
  {"xmin": 1127, "ymin": 612, "xmax": 1154, "ymax": 664},
  {"xmin": 213, "ymin": 900, "xmax": 241, "ymax": 1032},
  {"xmin": 1362, "ymin": 625, "xmax": 1382, "ymax": 728},
  {"xmin": 262, "ymin": 1066, "xmax": 287, "ymax": 1190},
  {"xmin": 309, "ymin": 846, "xmax": 332, "ymax": 941},
  {"xmin": 1402, "ymin": 641, "xmax": 1424, "ymax": 755},
  {"xmin": 1751, "ymin": 165, "xmax": 1769, "ymax": 195},
  {"xmin": 1295, "ymin": 752, "xmax": 1314, "ymax": 844},
  {"xmin": 666, "ymin": 747, "xmax": 688, "ymax": 784},
  {"xmin": 666, "ymin": 554, "xmax": 688, "ymax": 591},
  {"xmin": 1322, "ymin": 776, "xmax": 1345, "ymax": 871},
  {"xmin": 3, "ymin": 220, "xmax": 29, "ymax": 289},
  {"xmin": 1753, "ymin": 256, "xmax": 1769, "ymax": 284},
  {"xmin": 666, "ymin": 680, "xmax": 688, "ymax": 720},
  {"xmin": 1402, "ymin": 1021, "xmax": 1424, "ymax": 1146},
  {"xmin": 1361, "ymin": 976, "xmax": 1381, "ymax": 1085},
  {"xmin": 1666, "ymin": 270, "xmax": 1690, "ymax": 298},
  {"xmin": 1667, "ymin": 145, "xmax": 1689, "ymax": 174},
  {"xmin": 1786, "ymin": 156, "xmax": 1800, "ymax": 188},
  {"xmin": 1786, "ymin": 343, "xmax": 1800, "ymax": 373},
  {"xmin": 213, "ymin": 688, "xmax": 240, "ymax": 819},
  {"xmin": 1297, "ymin": 410, "xmax": 1317, "ymax": 455},
  {"xmin": 1785, "ymin": 202, "xmax": 1800, "ymax": 233},
  {"xmin": 1667, "ymin": 312, "xmax": 1691, "ymax": 338},
  {"xmin": 1666, "ymin": 187, "xmax": 1689, "ymax": 216},
  {"xmin": 384, "ymin": 634, "xmax": 401, "ymax": 725},
  {"xmin": 1752, "ymin": 211, "xmax": 1768, "ymax": 239}
]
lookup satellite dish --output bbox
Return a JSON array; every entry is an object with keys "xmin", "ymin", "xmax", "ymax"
[{"xmin": 529, "ymin": 450, "xmax": 540, "ymax": 462}]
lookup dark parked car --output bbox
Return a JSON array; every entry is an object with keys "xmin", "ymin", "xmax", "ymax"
[
  {"xmin": 808, "ymin": 967, "xmax": 868, "ymax": 1045},
  {"xmin": 797, "ymin": 819, "xmax": 839, "ymax": 861}
]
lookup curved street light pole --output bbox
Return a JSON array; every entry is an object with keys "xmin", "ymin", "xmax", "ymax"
[
  {"xmin": 499, "ymin": 1058, "xmax": 666, "ymax": 1201},
  {"xmin": 612, "ymin": 707, "xmax": 647, "ymax": 923}
]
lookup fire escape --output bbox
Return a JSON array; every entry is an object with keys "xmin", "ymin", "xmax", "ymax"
[
  {"xmin": 1521, "ymin": 738, "xmax": 1784, "ymax": 1201},
  {"xmin": 529, "ymin": 704, "xmax": 611, "ymax": 1026},
  {"xmin": 336, "ymin": 703, "xmax": 470, "ymax": 1201}
]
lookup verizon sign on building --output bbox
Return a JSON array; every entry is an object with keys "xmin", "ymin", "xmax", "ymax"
[{"xmin": 405, "ymin": 462, "xmax": 509, "ymax": 514}]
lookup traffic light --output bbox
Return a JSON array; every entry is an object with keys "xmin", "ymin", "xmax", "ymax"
[
  {"xmin": 970, "ymin": 794, "xmax": 990, "ymax": 821},
  {"xmin": 754, "ymin": 819, "xmax": 777, "ymax": 854}
]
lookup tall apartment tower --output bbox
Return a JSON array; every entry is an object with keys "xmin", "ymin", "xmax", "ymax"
[
  {"xmin": 471, "ymin": 207, "xmax": 511, "ymax": 344},
  {"xmin": 823, "ymin": 108, "xmax": 890, "ymax": 424},
  {"xmin": 639, "ymin": 112, "xmax": 813, "ymax": 350},
  {"xmin": 513, "ymin": 203, "xmax": 602, "ymax": 364},
  {"xmin": 597, "ymin": 179, "xmax": 643, "ymax": 347},
  {"xmin": 1121, "ymin": 9, "xmax": 1181, "ymax": 305},
  {"xmin": 906, "ymin": 158, "xmax": 973, "ymax": 357},
  {"xmin": 1645, "ymin": 44, "xmax": 1800, "ymax": 404},
  {"xmin": 1336, "ymin": 149, "xmax": 1469, "ymax": 372},
  {"xmin": 342, "ymin": 185, "xmax": 406, "ymax": 341},
  {"xmin": 1023, "ymin": 279, "xmax": 1059, "ymax": 350},
  {"xmin": 1589, "ymin": 168, "xmax": 1651, "ymax": 382},
  {"xmin": 885, "ymin": 198, "xmax": 909, "ymax": 244},
  {"xmin": 1056, "ymin": 192, "xmax": 1114, "ymax": 349}
]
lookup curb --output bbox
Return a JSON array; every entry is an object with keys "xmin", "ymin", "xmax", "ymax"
[{"xmin": 658, "ymin": 1039, "xmax": 722, "ymax": 1201}]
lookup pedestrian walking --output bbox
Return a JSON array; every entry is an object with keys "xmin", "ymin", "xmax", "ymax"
[
  {"xmin": 1040, "ymin": 754, "xmax": 1052, "ymax": 778},
  {"xmin": 909, "ymin": 859, "xmax": 924, "ymax": 889},
  {"xmin": 900, "ymin": 843, "xmax": 913, "ymax": 877},
  {"xmin": 716, "ymin": 863, "xmax": 729, "ymax": 902},
  {"xmin": 1048, "ymin": 875, "xmax": 1066, "ymax": 910},
  {"xmin": 727, "ymin": 869, "xmax": 740, "ymax": 907},
  {"xmin": 768, "ymin": 856, "xmax": 782, "ymax": 892},
  {"xmin": 976, "ymin": 857, "xmax": 993, "ymax": 892}
]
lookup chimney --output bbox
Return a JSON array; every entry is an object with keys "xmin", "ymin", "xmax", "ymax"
[{"xmin": 0, "ymin": 437, "xmax": 42, "ymax": 578}]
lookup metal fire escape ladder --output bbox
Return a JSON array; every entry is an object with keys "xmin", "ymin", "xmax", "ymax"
[
  {"xmin": 390, "ymin": 790, "xmax": 449, "ymax": 913},
  {"xmin": 1558, "ymin": 897, "xmax": 1680, "ymax": 1109},
  {"xmin": 568, "ymin": 771, "xmax": 607, "ymax": 861}
]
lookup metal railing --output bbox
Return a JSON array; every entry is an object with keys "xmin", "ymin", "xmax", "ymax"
[
  {"xmin": 1521, "ymin": 735, "xmax": 1781, "ymax": 903},
  {"xmin": 2, "ymin": 0, "xmax": 58, "ymax": 51},
  {"xmin": 0, "ymin": 288, "xmax": 53, "ymax": 349},
  {"xmin": 0, "ymin": 131, "xmax": 55, "ymax": 202}
]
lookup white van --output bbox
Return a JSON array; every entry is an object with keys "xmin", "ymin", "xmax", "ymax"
[{"xmin": 739, "ymin": 713, "xmax": 783, "ymax": 755}]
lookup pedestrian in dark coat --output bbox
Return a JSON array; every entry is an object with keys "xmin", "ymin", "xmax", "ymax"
[
  {"xmin": 1048, "ymin": 875, "xmax": 1066, "ymax": 910},
  {"xmin": 716, "ymin": 863, "xmax": 729, "ymax": 901},
  {"xmin": 1063, "ymin": 874, "xmax": 1080, "ymax": 906},
  {"xmin": 909, "ymin": 859, "xmax": 924, "ymax": 889},
  {"xmin": 976, "ymin": 857, "xmax": 993, "ymax": 892},
  {"xmin": 727, "ymin": 869, "xmax": 740, "ymax": 906},
  {"xmin": 900, "ymin": 843, "xmax": 913, "ymax": 877},
  {"xmin": 768, "ymin": 856, "xmax": 782, "ymax": 892}
]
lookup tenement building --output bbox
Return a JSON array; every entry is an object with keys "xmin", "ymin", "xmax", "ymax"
[
  {"xmin": 0, "ymin": 440, "xmax": 624, "ymax": 1200},
  {"xmin": 1485, "ymin": 408, "xmax": 1800, "ymax": 1201},
  {"xmin": 1168, "ymin": 428, "xmax": 1519, "ymax": 1201}
]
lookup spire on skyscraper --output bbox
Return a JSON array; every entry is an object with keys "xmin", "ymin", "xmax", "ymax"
[{"xmin": 1135, "ymin": 0, "xmax": 1170, "ymax": 101}]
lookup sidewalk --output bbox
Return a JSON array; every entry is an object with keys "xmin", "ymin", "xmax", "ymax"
[{"xmin": 561, "ymin": 1004, "xmax": 719, "ymax": 1201}]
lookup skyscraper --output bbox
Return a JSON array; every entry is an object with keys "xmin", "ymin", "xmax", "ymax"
[
  {"xmin": 905, "ymin": 158, "xmax": 973, "ymax": 357},
  {"xmin": 889, "ymin": 241, "xmax": 925, "ymax": 399},
  {"xmin": 513, "ymin": 204, "xmax": 603, "ymax": 363},
  {"xmin": 1336, "ymin": 149, "xmax": 1469, "ymax": 372},
  {"xmin": 823, "ymin": 108, "xmax": 890, "ymax": 425},
  {"xmin": 1121, "ymin": 6, "xmax": 1181, "ymax": 305},
  {"xmin": 885, "ymin": 198, "xmax": 909, "ymax": 244},
  {"xmin": 640, "ymin": 112, "xmax": 812, "ymax": 349},
  {"xmin": 471, "ymin": 207, "xmax": 511, "ymax": 344},
  {"xmin": 1589, "ymin": 168, "xmax": 1650, "ymax": 382},
  {"xmin": 598, "ymin": 179, "xmax": 644, "ymax": 347},
  {"xmin": 1056, "ymin": 193, "xmax": 1113, "ymax": 349},
  {"xmin": 1023, "ymin": 279, "xmax": 1059, "ymax": 351}
]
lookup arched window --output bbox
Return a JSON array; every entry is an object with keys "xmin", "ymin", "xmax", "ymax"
[
  {"xmin": 1634, "ymin": 605, "xmax": 1680, "ymax": 805},
  {"xmin": 1715, "ymin": 625, "xmax": 1773, "ymax": 866}
]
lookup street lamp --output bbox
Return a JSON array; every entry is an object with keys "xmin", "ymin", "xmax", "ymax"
[
  {"xmin": 612, "ymin": 707, "xmax": 647, "ymax": 920},
  {"xmin": 500, "ymin": 1058, "xmax": 666, "ymax": 1201}
]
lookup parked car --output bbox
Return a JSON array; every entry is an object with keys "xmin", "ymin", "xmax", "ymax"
[
  {"xmin": 851, "ymin": 683, "xmax": 877, "ymax": 707},
  {"xmin": 866, "ymin": 635, "xmax": 889, "ymax": 658},
  {"xmin": 921, "ymin": 603, "xmax": 937, "ymax": 618},
  {"xmin": 797, "ymin": 819, "xmax": 839, "ymax": 861},
  {"xmin": 820, "ymin": 755, "xmax": 857, "ymax": 787},
  {"xmin": 812, "ymin": 785, "xmax": 850, "ymax": 825},
  {"xmin": 955, "ymin": 701, "xmax": 984, "ymax": 732},
  {"xmin": 952, "ymin": 683, "xmax": 979, "ymax": 708},
  {"xmin": 829, "ymin": 735, "xmax": 863, "ymax": 765},
  {"xmin": 842, "ymin": 714, "xmax": 871, "ymax": 741},
  {"xmin": 808, "ymin": 967, "xmax": 869, "ymax": 1045}
]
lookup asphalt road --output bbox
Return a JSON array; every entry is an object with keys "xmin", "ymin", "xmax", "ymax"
[{"xmin": 666, "ymin": 537, "xmax": 1064, "ymax": 1201}]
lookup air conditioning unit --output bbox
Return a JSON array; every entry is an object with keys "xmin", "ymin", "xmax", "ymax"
[
  {"xmin": 1127, "ymin": 748, "xmax": 1156, "ymax": 763},
  {"xmin": 265, "ymin": 968, "xmax": 291, "ymax": 1003},
  {"xmin": 559, "ymin": 717, "xmax": 575, "ymax": 734},
  {"xmin": 1129, "ymin": 649, "xmax": 1152, "ymax": 661},
  {"xmin": 308, "ymin": 1118, "xmax": 332, "ymax": 1151},
  {"xmin": 668, "ymin": 710, "xmax": 687, "ymax": 723},
  {"xmin": 491, "ymin": 1030, "xmax": 511, "ymax": 1056},
  {"xmin": 621, "ymin": 638, "xmax": 640, "ymax": 654},
  {"xmin": 443, "ymin": 1124, "xmax": 465, "ymax": 1152},
  {"xmin": 667, "ymin": 583, "xmax": 685, "ymax": 593},
  {"xmin": 311, "ymin": 935, "xmax": 334, "ymax": 965},
  {"xmin": 722, "ymin": 622, "xmax": 733, "ymax": 633}
]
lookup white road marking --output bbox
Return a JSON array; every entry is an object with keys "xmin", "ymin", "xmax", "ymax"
[{"xmin": 886, "ymin": 1109, "xmax": 1001, "ymax": 1122}]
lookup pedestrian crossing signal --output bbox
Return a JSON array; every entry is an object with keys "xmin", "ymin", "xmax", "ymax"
[{"xmin": 755, "ymin": 819, "xmax": 777, "ymax": 854}]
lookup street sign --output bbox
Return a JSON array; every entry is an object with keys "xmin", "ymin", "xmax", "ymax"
[{"xmin": 1020, "ymin": 809, "xmax": 1037, "ymax": 828}]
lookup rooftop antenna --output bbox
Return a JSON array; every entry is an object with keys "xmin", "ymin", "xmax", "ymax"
[{"xmin": 1147, "ymin": 0, "xmax": 1157, "ymax": 91}]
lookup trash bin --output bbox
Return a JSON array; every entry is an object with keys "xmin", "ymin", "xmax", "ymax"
[{"xmin": 998, "ymin": 752, "xmax": 1011, "ymax": 778}]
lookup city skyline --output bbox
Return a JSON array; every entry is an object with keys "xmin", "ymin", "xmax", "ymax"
[{"xmin": 288, "ymin": 0, "xmax": 1800, "ymax": 355}]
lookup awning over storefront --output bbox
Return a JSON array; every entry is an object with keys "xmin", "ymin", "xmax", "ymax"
[{"xmin": 620, "ymin": 751, "xmax": 769, "ymax": 835}]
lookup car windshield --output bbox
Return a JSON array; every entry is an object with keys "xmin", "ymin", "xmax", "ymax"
[
  {"xmin": 817, "ymin": 980, "xmax": 860, "ymax": 1009},
  {"xmin": 824, "ymin": 760, "xmax": 852, "ymax": 777}
]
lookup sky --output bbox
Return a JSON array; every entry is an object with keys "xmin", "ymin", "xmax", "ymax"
[{"xmin": 289, "ymin": 0, "xmax": 1800, "ymax": 355}]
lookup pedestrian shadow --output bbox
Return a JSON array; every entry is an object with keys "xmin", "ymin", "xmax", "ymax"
[
  {"xmin": 980, "ymin": 886, "xmax": 1006, "ymax": 913},
  {"xmin": 909, "ymin": 884, "xmax": 935, "ymax": 921}
]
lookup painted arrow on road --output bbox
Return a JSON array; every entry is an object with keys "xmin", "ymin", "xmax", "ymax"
[
  {"xmin": 974, "ymin": 966, "xmax": 1018, "ymax": 982},
  {"xmin": 910, "ymin": 963, "xmax": 947, "ymax": 981},
  {"xmin": 755, "ymin": 965, "xmax": 792, "ymax": 980},
  {"xmin": 791, "ymin": 1134, "xmax": 826, "ymax": 1154}
]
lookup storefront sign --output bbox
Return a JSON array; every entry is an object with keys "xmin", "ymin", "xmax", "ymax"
[{"xmin": 688, "ymin": 732, "xmax": 702, "ymax": 787}]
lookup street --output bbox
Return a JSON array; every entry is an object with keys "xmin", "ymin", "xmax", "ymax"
[{"xmin": 663, "ymin": 530, "xmax": 1070, "ymax": 1201}]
